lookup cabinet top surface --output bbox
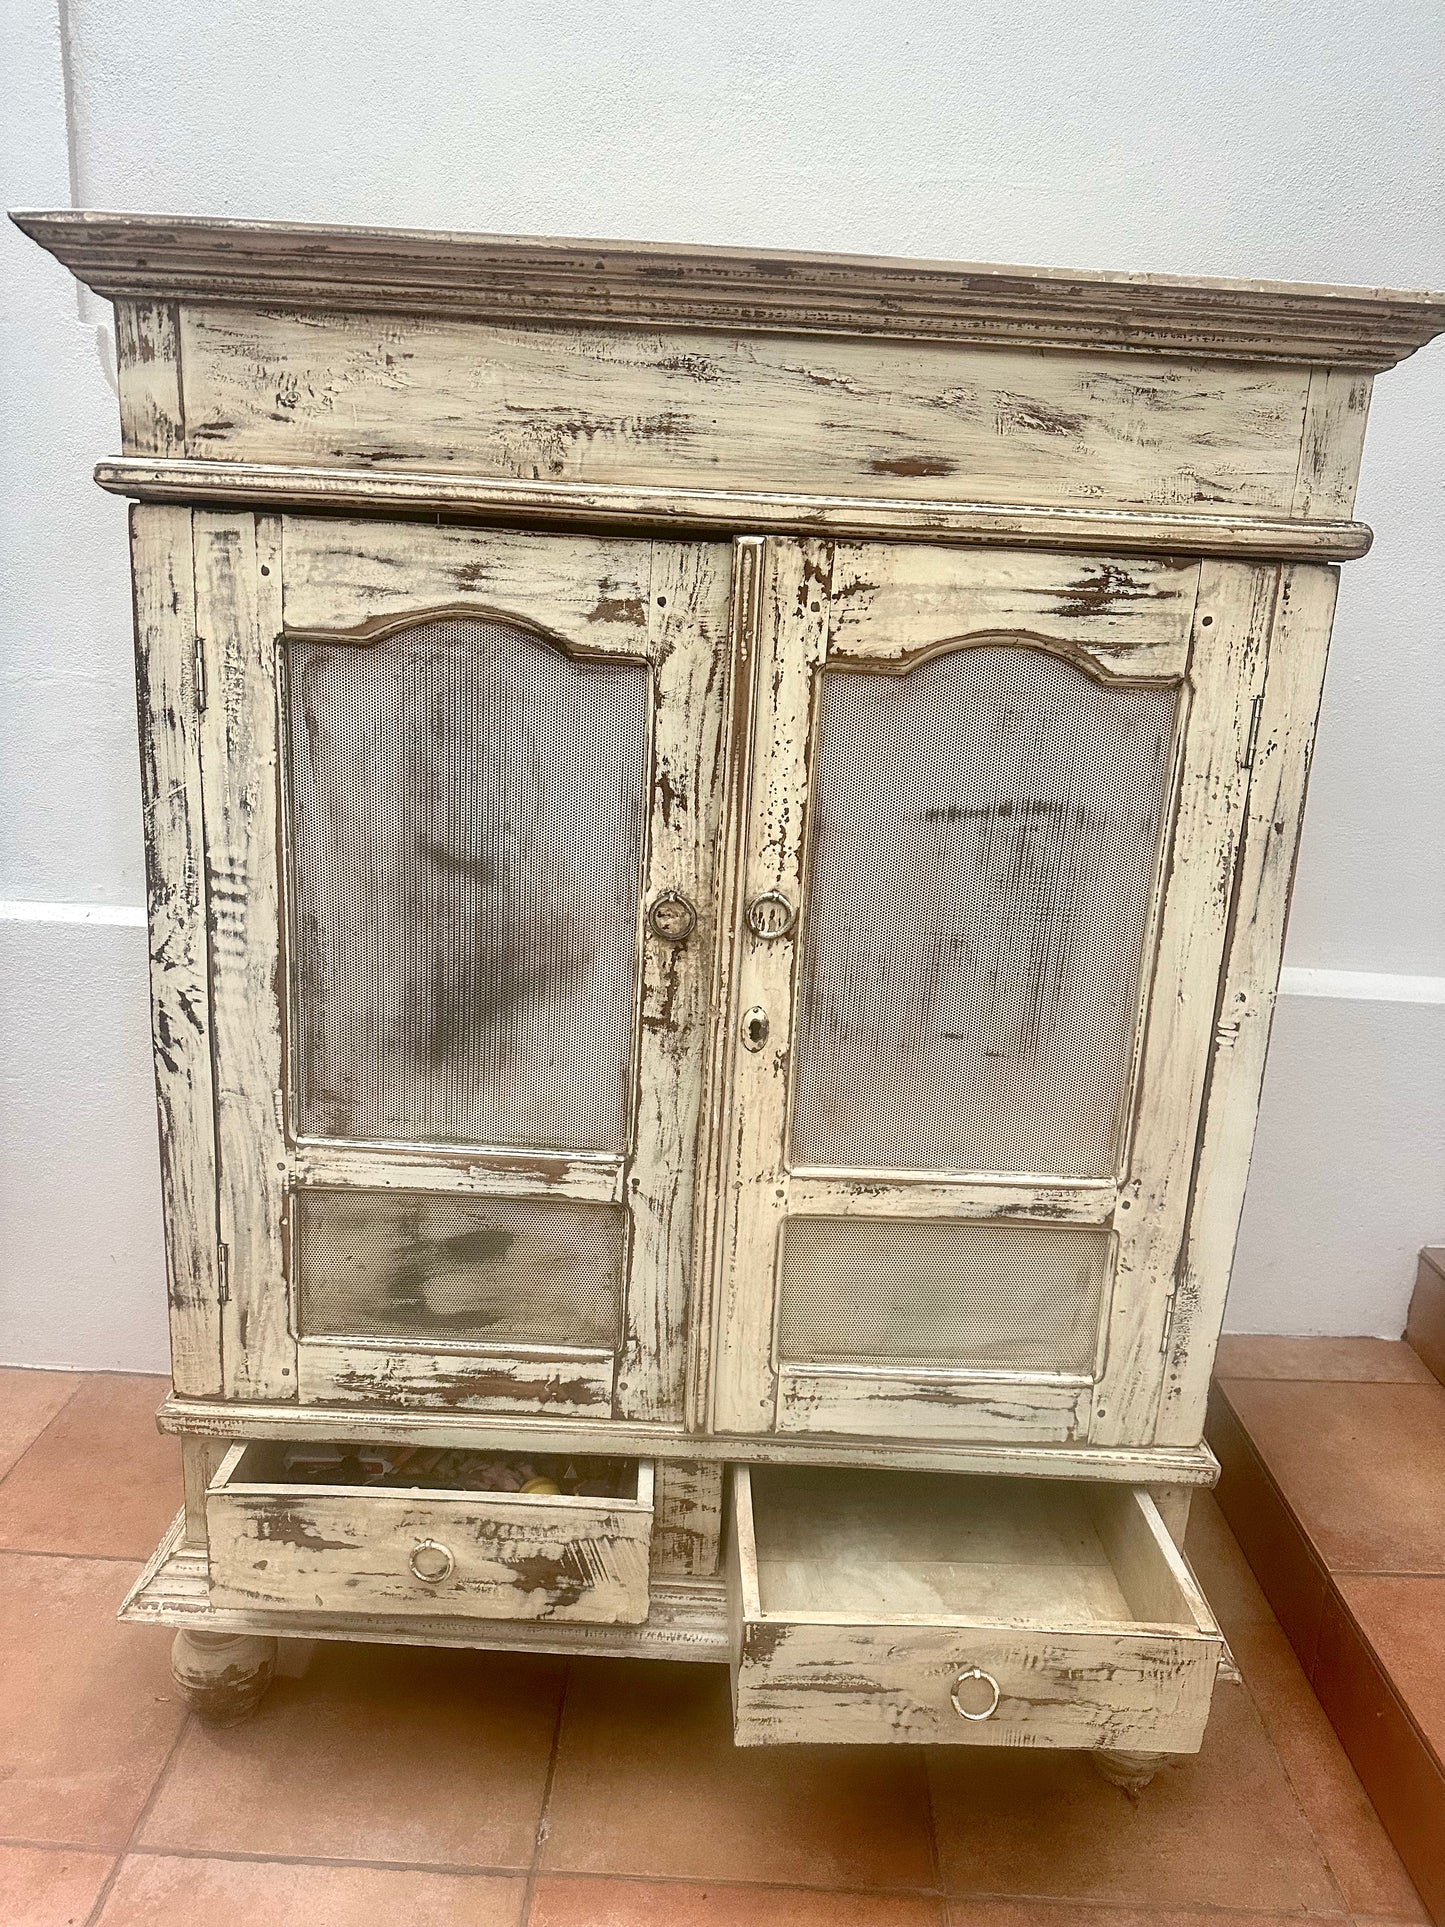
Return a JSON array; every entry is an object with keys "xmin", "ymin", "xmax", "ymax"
[{"xmin": 13, "ymin": 208, "xmax": 1445, "ymax": 369}]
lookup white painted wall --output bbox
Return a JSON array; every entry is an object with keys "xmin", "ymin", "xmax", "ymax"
[{"xmin": 2, "ymin": 0, "xmax": 1442, "ymax": 1370}]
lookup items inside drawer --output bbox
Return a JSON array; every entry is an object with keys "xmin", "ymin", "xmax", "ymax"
[
  {"xmin": 229, "ymin": 1439, "xmax": 636, "ymax": 1499},
  {"xmin": 746, "ymin": 1464, "xmax": 1199, "ymax": 1629}
]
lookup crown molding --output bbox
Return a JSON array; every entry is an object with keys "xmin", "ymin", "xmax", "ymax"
[{"xmin": 13, "ymin": 210, "xmax": 1445, "ymax": 369}]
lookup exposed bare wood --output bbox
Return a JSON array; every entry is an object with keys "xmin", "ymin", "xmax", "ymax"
[
  {"xmin": 18, "ymin": 210, "xmax": 1445, "ymax": 367},
  {"xmin": 652, "ymin": 1460, "xmax": 725, "ymax": 1576},
  {"xmin": 95, "ymin": 459, "xmax": 1375, "ymax": 561},
  {"xmin": 129, "ymin": 504, "xmax": 221, "ymax": 1395}
]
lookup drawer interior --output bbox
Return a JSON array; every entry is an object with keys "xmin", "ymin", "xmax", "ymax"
[
  {"xmin": 215, "ymin": 1440, "xmax": 647, "ymax": 1505},
  {"xmin": 745, "ymin": 1465, "xmax": 1207, "ymax": 1631}
]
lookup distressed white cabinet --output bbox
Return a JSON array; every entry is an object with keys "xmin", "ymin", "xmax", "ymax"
[{"xmin": 16, "ymin": 209, "xmax": 1444, "ymax": 1768}]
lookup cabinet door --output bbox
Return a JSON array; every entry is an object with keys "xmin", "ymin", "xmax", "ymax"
[
  {"xmin": 709, "ymin": 539, "xmax": 1274, "ymax": 1446},
  {"xmin": 196, "ymin": 514, "xmax": 733, "ymax": 1420}
]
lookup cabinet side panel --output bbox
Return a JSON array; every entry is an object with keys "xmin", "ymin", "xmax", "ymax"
[
  {"xmin": 1093, "ymin": 561, "xmax": 1276, "ymax": 1443},
  {"xmin": 1157, "ymin": 565, "xmax": 1338, "ymax": 1445},
  {"xmin": 115, "ymin": 300, "xmax": 185, "ymax": 457},
  {"xmin": 130, "ymin": 503, "xmax": 220, "ymax": 1394},
  {"xmin": 1291, "ymin": 371, "xmax": 1374, "ymax": 519}
]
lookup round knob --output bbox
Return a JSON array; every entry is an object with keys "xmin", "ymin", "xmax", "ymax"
[
  {"xmin": 648, "ymin": 890, "xmax": 697, "ymax": 945},
  {"xmin": 950, "ymin": 1666, "xmax": 1001, "ymax": 1721},
  {"xmin": 409, "ymin": 1538, "xmax": 455, "ymax": 1584},
  {"xmin": 747, "ymin": 890, "xmax": 797, "ymax": 940}
]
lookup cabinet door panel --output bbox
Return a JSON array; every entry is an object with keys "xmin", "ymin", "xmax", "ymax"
[
  {"xmin": 709, "ymin": 540, "xmax": 1270, "ymax": 1445},
  {"xmin": 285, "ymin": 612, "xmax": 649, "ymax": 1154},
  {"xmin": 197, "ymin": 515, "xmax": 733, "ymax": 1420}
]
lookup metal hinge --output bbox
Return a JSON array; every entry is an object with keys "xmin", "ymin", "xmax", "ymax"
[
  {"xmin": 1240, "ymin": 692, "xmax": 1264, "ymax": 769},
  {"xmin": 193, "ymin": 633, "xmax": 208, "ymax": 711},
  {"xmin": 216, "ymin": 1240, "xmax": 230, "ymax": 1304}
]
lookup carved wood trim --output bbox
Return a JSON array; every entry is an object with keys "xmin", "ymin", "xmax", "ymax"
[
  {"xmin": 825, "ymin": 627, "xmax": 1185, "ymax": 687},
  {"xmin": 280, "ymin": 598, "xmax": 647, "ymax": 665},
  {"xmin": 94, "ymin": 458, "xmax": 1375, "ymax": 561}
]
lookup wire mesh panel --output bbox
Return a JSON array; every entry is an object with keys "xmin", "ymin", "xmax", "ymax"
[
  {"xmin": 294, "ymin": 1188, "xmax": 625, "ymax": 1349},
  {"xmin": 790, "ymin": 645, "xmax": 1179, "ymax": 1177},
  {"xmin": 776, "ymin": 1216, "xmax": 1110, "ymax": 1374},
  {"xmin": 286, "ymin": 617, "xmax": 649, "ymax": 1152}
]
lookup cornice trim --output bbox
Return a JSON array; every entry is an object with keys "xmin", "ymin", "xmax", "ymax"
[
  {"xmin": 15, "ymin": 209, "xmax": 1445, "ymax": 369},
  {"xmin": 95, "ymin": 457, "xmax": 1374, "ymax": 561}
]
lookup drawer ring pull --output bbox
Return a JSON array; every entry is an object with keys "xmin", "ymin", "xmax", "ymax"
[
  {"xmin": 409, "ymin": 1538, "xmax": 455, "ymax": 1584},
  {"xmin": 950, "ymin": 1667, "xmax": 1001, "ymax": 1721}
]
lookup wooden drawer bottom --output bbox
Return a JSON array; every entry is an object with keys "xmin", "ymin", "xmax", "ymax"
[
  {"xmin": 208, "ymin": 1442, "xmax": 654, "ymax": 1624},
  {"xmin": 727, "ymin": 1465, "xmax": 1220, "ymax": 1749}
]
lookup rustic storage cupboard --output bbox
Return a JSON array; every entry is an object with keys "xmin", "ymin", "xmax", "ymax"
[{"xmin": 17, "ymin": 211, "xmax": 1445, "ymax": 1774}]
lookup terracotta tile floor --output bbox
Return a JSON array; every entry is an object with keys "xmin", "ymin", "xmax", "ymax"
[{"xmin": 0, "ymin": 1367, "xmax": 1427, "ymax": 1927}]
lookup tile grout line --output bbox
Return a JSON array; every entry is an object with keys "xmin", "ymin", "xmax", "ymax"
[
  {"xmin": 1210, "ymin": 1398, "xmax": 1431, "ymax": 1920},
  {"xmin": 0, "ymin": 1835, "xmax": 1386, "ymax": 1918},
  {"xmin": 920, "ymin": 1750, "xmax": 946, "ymax": 1909},
  {"xmin": 1210, "ymin": 1405, "xmax": 1356, "ymax": 1915},
  {"xmin": 78, "ymin": 1703, "xmax": 197, "ymax": 1927},
  {"xmin": 523, "ymin": 1868, "xmax": 1363, "ymax": 1918},
  {"xmin": 0, "ymin": 1546, "xmax": 151, "ymax": 1566},
  {"xmin": 0, "ymin": 1373, "xmax": 89, "ymax": 1492},
  {"xmin": 1232, "ymin": 1657, "xmax": 1365, "ymax": 1921},
  {"xmin": 520, "ymin": 1660, "xmax": 571, "ymax": 1926}
]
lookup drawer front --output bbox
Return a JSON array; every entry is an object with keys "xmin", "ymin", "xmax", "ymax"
[
  {"xmin": 726, "ymin": 1465, "xmax": 1220, "ymax": 1750},
  {"xmin": 730, "ymin": 1617, "xmax": 1217, "ymax": 1748},
  {"xmin": 208, "ymin": 1450, "xmax": 653, "ymax": 1624}
]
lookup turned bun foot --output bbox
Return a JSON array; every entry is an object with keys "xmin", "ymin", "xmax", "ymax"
[
  {"xmin": 171, "ymin": 1630, "xmax": 278, "ymax": 1725},
  {"xmin": 1092, "ymin": 1747, "xmax": 1168, "ymax": 1794}
]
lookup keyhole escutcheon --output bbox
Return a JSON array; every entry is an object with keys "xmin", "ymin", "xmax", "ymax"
[{"xmin": 741, "ymin": 1006, "xmax": 770, "ymax": 1052}]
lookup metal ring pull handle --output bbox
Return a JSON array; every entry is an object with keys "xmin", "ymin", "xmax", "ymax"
[
  {"xmin": 409, "ymin": 1538, "xmax": 455, "ymax": 1584},
  {"xmin": 648, "ymin": 889, "xmax": 697, "ymax": 945},
  {"xmin": 950, "ymin": 1666, "xmax": 1001, "ymax": 1721},
  {"xmin": 746, "ymin": 890, "xmax": 797, "ymax": 940}
]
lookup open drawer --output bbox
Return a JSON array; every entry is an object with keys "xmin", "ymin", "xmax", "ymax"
[
  {"xmin": 727, "ymin": 1465, "xmax": 1220, "ymax": 1749},
  {"xmin": 207, "ymin": 1442, "xmax": 654, "ymax": 1624}
]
